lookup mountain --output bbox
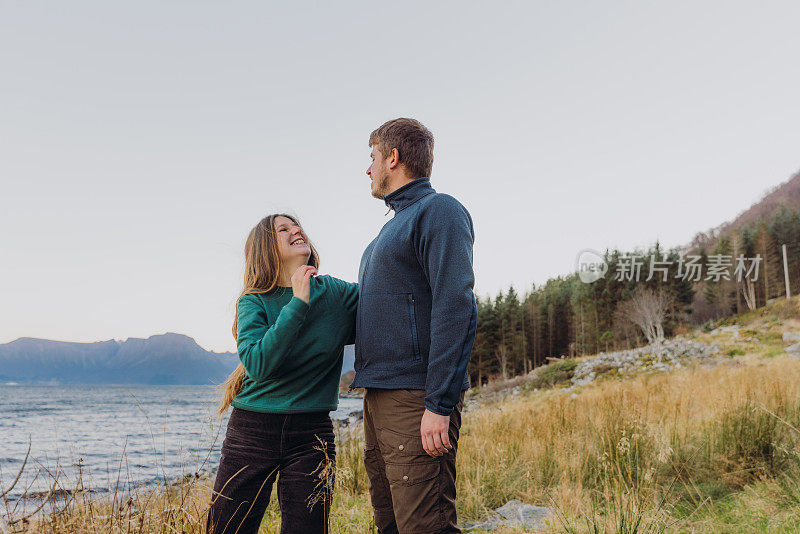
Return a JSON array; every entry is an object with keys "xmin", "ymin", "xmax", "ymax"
[
  {"xmin": 0, "ymin": 333, "xmax": 239, "ymax": 385},
  {"xmin": 0, "ymin": 334, "xmax": 357, "ymax": 385}
]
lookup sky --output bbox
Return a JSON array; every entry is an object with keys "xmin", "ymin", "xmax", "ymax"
[{"xmin": 2, "ymin": 1, "xmax": 799, "ymax": 352}]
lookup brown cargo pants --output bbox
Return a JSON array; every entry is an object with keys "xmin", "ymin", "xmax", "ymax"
[{"xmin": 363, "ymin": 388, "xmax": 464, "ymax": 534}]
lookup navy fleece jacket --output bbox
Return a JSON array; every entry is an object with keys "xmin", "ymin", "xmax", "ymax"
[{"xmin": 350, "ymin": 177, "xmax": 477, "ymax": 416}]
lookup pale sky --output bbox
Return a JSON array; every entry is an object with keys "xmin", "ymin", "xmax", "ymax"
[{"xmin": 2, "ymin": 1, "xmax": 799, "ymax": 352}]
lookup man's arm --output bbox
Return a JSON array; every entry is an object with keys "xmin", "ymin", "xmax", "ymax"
[{"xmin": 415, "ymin": 194, "xmax": 477, "ymax": 414}]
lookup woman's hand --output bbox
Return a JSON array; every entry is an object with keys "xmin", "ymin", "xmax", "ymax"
[{"xmin": 291, "ymin": 265, "xmax": 317, "ymax": 303}]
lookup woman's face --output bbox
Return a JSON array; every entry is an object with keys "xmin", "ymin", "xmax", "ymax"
[{"xmin": 274, "ymin": 215, "xmax": 311, "ymax": 262}]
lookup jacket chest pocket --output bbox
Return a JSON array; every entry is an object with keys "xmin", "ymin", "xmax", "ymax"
[{"xmin": 407, "ymin": 294, "xmax": 421, "ymax": 361}]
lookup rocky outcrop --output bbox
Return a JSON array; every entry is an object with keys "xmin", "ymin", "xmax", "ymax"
[{"xmin": 571, "ymin": 336, "xmax": 721, "ymax": 387}]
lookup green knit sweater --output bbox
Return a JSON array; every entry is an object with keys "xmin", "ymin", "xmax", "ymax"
[{"xmin": 231, "ymin": 274, "xmax": 358, "ymax": 413}]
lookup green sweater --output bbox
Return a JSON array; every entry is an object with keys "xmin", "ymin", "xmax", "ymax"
[{"xmin": 231, "ymin": 274, "xmax": 358, "ymax": 414}]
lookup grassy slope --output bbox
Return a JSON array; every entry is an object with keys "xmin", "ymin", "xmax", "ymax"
[{"xmin": 15, "ymin": 297, "xmax": 800, "ymax": 533}]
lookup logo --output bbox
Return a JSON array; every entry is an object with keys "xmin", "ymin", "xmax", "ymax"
[{"xmin": 576, "ymin": 249, "xmax": 608, "ymax": 283}]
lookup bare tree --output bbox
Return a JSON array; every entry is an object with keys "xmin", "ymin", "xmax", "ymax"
[
  {"xmin": 620, "ymin": 287, "xmax": 672, "ymax": 350},
  {"xmin": 742, "ymin": 278, "xmax": 757, "ymax": 311}
]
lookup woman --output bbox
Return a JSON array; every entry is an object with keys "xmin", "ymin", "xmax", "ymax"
[{"xmin": 207, "ymin": 213, "xmax": 358, "ymax": 534}]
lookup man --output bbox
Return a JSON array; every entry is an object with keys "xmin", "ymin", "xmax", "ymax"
[{"xmin": 350, "ymin": 118, "xmax": 477, "ymax": 533}]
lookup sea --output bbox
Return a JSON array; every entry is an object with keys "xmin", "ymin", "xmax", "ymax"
[{"xmin": 0, "ymin": 385, "xmax": 363, "ymax": 503}]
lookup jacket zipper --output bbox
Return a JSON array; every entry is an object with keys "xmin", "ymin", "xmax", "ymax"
[{"xmin": 408, "ymin": 294, "xmax": 421, "ymax": 360}]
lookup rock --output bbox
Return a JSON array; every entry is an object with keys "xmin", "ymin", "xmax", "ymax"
[
  {"xmin": 783, "ymin": 332, "xmax": 800, "ymax": 343},
  {"xmin": 786, "ymin": 343, "xmax": 800, "ymax": 356},
  {"xmin": 710, "ymin": 325, "xmax": 740, "ymax": 337},
  {"xmin": 463, "ymin": 500, "xmax": 553, "ymax": 531},
  {"xmin": 496, "ymin": 499, "xmax": 553, "ymax": 526}
]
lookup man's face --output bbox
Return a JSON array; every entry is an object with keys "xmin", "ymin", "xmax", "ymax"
[{"xmin": 367, "ymin": 145, "xmax": 391, "ymax": 200}]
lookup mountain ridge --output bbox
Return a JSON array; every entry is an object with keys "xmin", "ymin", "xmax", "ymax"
[
  {"xmin": 0, "ymin": 333, "xmax": 238, "ymax": 385},
  {"xmin": 0, "ymin": 333, "xmax": 355, "ymax": 385}
]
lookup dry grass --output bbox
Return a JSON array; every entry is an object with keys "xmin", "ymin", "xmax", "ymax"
[{"xmin": 457, "ymin": 356, "xmax": 800, "ymax": 532}]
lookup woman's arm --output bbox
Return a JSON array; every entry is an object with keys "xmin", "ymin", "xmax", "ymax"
[
  {"xmin": 328, "ymin": 277, "xmax": 358, "ymax": 344},
  {"xmin": 341, "ymin": 281, "xmax": 359, "ymax": 315},
  {"xmin": 236, "ymin": 294, "xmax": 309, "ymax": 382},
  {"xmin": 342, "ymin": 281, "xmax": 358, "ymax": 345}
]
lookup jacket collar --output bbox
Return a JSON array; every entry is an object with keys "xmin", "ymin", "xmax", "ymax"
[{"xmin": 383, "ymin": 177, "xmax": 435, "ymax": 213}]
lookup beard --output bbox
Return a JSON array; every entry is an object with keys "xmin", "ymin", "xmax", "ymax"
[{"xmin": 371, "ymin": 172, "xmax": 391, "ymax": 200}]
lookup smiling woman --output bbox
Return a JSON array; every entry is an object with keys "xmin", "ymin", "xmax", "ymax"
[{"xmin": 207, "ymin": 213, "xmax": 359, "ymax": 534}]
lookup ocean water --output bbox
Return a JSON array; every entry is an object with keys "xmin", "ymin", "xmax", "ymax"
[{"xmin": 0, "ymin": 385, "xmax": 362, "ymax": 503}]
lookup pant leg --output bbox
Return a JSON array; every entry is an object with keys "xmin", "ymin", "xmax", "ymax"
[
  {"xmin": 277, "ymin": 412, "xmax": 336, "ymax": 534},
  {"xmin": 363, "ymin": 389, "xmax": 400, "ymax": 534},
  {"xmin": 370, "ymin": 389, "xmax": 465, "ymax": 534},
  {"xmin": 206, "ymin": 408, "xmax": 281, "ymax": 534}
]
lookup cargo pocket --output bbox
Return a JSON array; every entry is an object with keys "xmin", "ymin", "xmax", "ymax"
[
  {"xmin": 385, "ymin": 459, "xmax": 440, "ymax": 486},
  {"xmin": 378, "ymin": 427, "xmax": 441, "ymax": 486}
]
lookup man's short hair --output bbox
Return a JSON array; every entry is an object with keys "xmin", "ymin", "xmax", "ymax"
[{"xmin": 369, "ymin": 118, "xmax": 434, "ymax": 179}]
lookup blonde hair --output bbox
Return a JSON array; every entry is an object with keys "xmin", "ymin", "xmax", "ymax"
[{"xmin": 217, "ymin": 214, "xmax": 320, "ymax": 416}]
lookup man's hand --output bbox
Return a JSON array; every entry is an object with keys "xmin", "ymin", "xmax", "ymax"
[{"xmin": 420, "ymin": 409, "xmax": 452, "ymax": 457}]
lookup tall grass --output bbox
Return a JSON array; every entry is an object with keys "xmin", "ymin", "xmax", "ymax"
[{"xmin": 454, "ymin": 357, "xmax": 800, "ymax": 532}]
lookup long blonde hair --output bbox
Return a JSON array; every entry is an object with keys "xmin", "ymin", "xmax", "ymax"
[{"xmin": 217, "ymin": 214, "xmax": 320, "ymax": 416}]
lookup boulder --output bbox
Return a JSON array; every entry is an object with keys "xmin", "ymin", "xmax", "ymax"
[
  {"xmin": 463, "ymin": 499, "xmax": 553, "ymax": 531},
  {"xmin": 783, "ymin": 332, "xmax": 800, "ymax": 343},
  {"xmin": 785, "ymin": 342, "xmax": 800, "ymax": 357},
  {"xmin": 496, "ymin": 499, "xmax": 552, "ymax": 527},
  {"xmin": 710, "ymin": 325, "xmax": 740, "ymax": 337}
]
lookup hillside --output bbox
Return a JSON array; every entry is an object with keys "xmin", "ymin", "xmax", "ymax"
[
  {"xmin": 456, "ymin": 295, "xmax": 800, "ymax": 531},
  {"xmin": 685, "ymin": 168, "xmax": 800, "ymax": 252}
]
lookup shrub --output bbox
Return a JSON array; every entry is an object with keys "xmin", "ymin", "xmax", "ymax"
[{"xmin": 528, "ymin": 359, "xmax": 578, "ymax": 389}]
